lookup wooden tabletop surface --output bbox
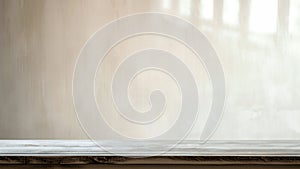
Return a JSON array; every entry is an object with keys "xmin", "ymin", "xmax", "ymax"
[{"xmin": 1, "ymin": 140, "xmax": 300, "ymax": 165}]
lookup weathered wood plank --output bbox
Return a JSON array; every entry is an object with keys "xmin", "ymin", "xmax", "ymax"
[
  {"xmin": 2, "ymin": 156, "xmax": 300, "ymax": 165},
  {"xmin": 1, "ymin": 140, "xmax": 300, "ymax": 164},
  {"xmin": 1, "ymin": 140, "xmax": 300, "ymax": 156}
]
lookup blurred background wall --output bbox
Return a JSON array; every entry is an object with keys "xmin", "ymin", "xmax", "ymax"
[{"xmin": 0, "ymin": 0, "xmax": 300, "ymax": 139}]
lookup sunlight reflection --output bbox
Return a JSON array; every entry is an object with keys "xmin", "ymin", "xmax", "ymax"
[
  {"xmin": 163, "ymin": 0, "xmax": 171, "ymax": 9},
  {"xmin": 199, "ymin": 0, "xmax": 213, "ymax": 20},
  {"xmin": 223, "ymin": 0, "xmax": 239, "ymax": 26},
  {"xmin": 249, "ymin": 0, "xmax": 278, "ymax": 34},
  {"xmin": 289, "ymin": 0, "xmax": 300, "ymax": 35},
  {"xmin": 180, "ymin": 0, "xmax": 191, "ymax": 15}
]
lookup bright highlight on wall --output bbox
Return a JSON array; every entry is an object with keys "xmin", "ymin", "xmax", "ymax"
[
  {"xmin": 180, "ymin": 0, "xmax": 191, "ymax": 15},
  {"xmin": 163, "ymin": 0, "xmax": 171, "ymax": 9},
  {"xmin": 289, "ymin": 0, "xmax": 300, "ymax": 35},
  {"xmin": 199, "ymin": 0, "xmax": 214, "ymax": 20},
  {"xmin": 249, "ymin": 0, "xmax": 278, "ymax": 34},
  {"xmin": 223, "ymin": 0, "xmax": 239, "ymax": 26}
]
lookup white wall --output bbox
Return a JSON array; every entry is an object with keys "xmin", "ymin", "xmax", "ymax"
[{"xmin": 0, "ymin": 0, "xmax": 300, "ymax": 140}]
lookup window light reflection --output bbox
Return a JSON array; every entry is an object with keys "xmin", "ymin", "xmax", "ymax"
[
  {"xmin": 199, "ymin": 0, "xmax": 214, "ymax": 20},
  {"xmin": 289, "ymin": 0, "xmax": 300, "ymax": 35},
  {"xmin": 180, "ymin": 0, "xmax": 191, "ymax": 15},
  {"xmin": 223, "ymin": 0, "xmax": 239, "ymax": 26},
  {"xmin": 163, "ymin": 0, "xmax": 171, "ymax": 9},
  {"xmin": 249, "ymin": 0, "xmax": 278, "ymax": 34}
]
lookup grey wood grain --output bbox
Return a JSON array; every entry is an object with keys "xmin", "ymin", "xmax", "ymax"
[
  {"xmin": 1, "ymin": 140, "xmax": 300, "ymax": 156},
  {"xmin": 1, "ymin": 140, "xmax": 300, "ymax": 165}
]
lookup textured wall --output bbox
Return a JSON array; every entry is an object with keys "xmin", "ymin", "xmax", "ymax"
[{"xmin": 0, "ymin": 0, "xmax": 300, "ymax": 140}]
